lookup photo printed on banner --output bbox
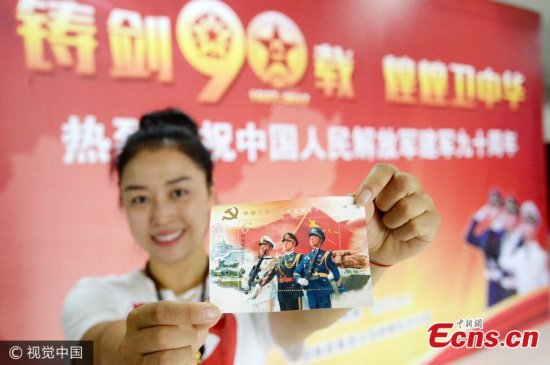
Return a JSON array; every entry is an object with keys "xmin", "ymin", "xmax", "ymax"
[{"xmin": 209, "ymin": 196, "xmax": 373, "ymax": 313}]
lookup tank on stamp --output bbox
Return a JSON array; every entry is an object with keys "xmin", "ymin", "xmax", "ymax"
[{"xmin": 331, "ymin": 250, "xmax": 371, "ymax": 291}]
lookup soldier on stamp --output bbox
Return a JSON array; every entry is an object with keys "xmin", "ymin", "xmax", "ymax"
[
  {"xmin": 294, "ymin": 227, "xmax": 346, "ymax": 309},
  {"xmin": 241, "ymin": 236, "xmax": 278, "ymax": 312},
  {"xmin": 257, "ymin": 232, "xmax": 305, "ymax": 311}
]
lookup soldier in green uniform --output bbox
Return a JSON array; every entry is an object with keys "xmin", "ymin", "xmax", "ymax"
[{"xmin": 257, "ymin": 232, "xmax": 304, "ymax": 311}]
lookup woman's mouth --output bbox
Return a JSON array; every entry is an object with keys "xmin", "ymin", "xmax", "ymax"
[{"xmin": 151, "ymin": 230, "xmax": 185, "ymax": 247}]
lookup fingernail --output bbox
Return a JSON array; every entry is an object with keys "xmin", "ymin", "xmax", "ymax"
[
  {"xmin": 203, "ymin": 307, "xmax": 220, "ymax": 320},
  {"xmin": 357, "ymin": 189, "xmax": 373, "ymax": 206}
]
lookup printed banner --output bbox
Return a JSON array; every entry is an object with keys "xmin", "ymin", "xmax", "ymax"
[{"xmin": 0, "ymin": 0, "xmax": 547, "ymax": 364}]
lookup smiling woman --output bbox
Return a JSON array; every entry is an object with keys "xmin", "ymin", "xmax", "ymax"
[
  {"xmin": 62, "ymin": 109, "xmax": 440, "ymax": 365},
  {"xmin": 116, "ymin": 111, "xmax": 214, "ymax": 293},
  {"xmin": 63, "ymin": 110, "xmax": 318, "ymax": 365}
]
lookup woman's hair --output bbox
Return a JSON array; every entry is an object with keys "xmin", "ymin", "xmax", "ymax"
[{"xmin": 113, "ymin": 109, "xmax": 213, "ymax": 188}]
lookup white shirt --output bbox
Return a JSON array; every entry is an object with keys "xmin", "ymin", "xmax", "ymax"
[{"xmin": 62, "ymin": 269, "xmax": 297, "ymax": 364}]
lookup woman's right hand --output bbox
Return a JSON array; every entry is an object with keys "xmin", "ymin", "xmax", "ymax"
[{"xmin": 119, "ymin": 301, "xmax": 221, "ymax": 364}]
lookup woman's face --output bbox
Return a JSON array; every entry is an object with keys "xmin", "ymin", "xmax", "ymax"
[{"xmin": 120, "ymin": 148, "xmax": 213, "ymax": 264}]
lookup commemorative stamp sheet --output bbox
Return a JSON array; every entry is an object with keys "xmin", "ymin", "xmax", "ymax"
[{"xmin": 209, "ymin": 196, "xmax": 373, "ymax": 313}]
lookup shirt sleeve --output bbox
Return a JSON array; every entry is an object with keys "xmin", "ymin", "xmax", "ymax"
[{"xmin": 62, "ymin": 277, "xmax": 125, "ymax": 341}]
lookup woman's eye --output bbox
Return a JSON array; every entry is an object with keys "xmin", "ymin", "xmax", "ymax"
[
  {"xmin": 171, "ymin": 189, "xmax": 187, "ymax": 198},
  {"xmin": 131, "ymin": 196, "xmax": 149, "ymax": 204}
]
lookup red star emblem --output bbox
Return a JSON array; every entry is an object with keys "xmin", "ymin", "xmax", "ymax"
[
  {"xmin": 192, "ymin": 13, "xmax": 231, "ymax": 58},
  {"xmin": 256, "ymin": 25, "xmax": 296, "ymax": 72}
]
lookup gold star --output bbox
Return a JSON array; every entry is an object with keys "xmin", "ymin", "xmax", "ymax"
[{"xmin": 308, "ymin": 219, "xmax": 319, "ymax": 228}]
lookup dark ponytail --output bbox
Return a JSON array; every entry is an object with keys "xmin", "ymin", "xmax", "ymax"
[{"xmin": 113, "ymin": 109, "xmax": 213, "ymax": 188}]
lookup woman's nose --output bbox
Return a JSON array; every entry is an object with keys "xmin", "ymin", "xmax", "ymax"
[{"xmin": 151, "ymin": 200, "xmax": 176, "ymax": 225}]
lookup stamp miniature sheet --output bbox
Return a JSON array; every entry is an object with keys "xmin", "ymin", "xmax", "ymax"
[{"xmin": 209, "ymin": 196, "xmax": 373, "ymax": 313}]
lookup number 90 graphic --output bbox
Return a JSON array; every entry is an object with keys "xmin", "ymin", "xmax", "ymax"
[{"xmin": 176, "ymin": 0, "xmax": 307, "ymax": 103}]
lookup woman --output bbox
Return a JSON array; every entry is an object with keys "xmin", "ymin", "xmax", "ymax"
[{"xmin": 63, "ymin": 109, "xmax": 440, "ymax": 364}]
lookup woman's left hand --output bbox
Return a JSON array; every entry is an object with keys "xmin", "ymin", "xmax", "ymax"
[
  {"xmin": 270, "ymin": 164, "xmax": 440, "ymax": 348},
  {"xmin": 355, "ymin": 163, "xmax": 441, "ymax": 266}
]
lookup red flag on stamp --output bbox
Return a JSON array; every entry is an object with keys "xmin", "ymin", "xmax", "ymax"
[{"xmin": 223, "ymin": 205, "xmax": 365, "ymax": 255}]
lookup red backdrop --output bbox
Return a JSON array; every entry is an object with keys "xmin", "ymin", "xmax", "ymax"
[{"xmin": 0, "ymin": 0, "xmax": 547, "ymax": 363}]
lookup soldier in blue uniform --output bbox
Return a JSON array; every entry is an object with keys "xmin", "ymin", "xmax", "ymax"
[
  {"xmin": 294, "ymin": 227, "xmax": 346, "ymax": 309},
  {"xmin": 466, "ymin": 191, "xmax": 519, "ymax": 306},
  {"xmin": 258, "ymin": 232, "xmax": 304, "ymax": 311}
]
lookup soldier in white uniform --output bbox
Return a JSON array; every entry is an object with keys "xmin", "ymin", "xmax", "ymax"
[
  {"xmin": 241, "ymin": 236, "xmax": 278, "ymax": 312},
  {"xmin": 499, "ymin": 201, "xmax": 550, "ymax": 295}
]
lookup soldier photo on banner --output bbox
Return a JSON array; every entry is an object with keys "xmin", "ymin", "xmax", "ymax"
[
  {"xmin": 465, "ymin": 188, "xmax": 549, "ymax": 306},
  {"xmin": 465, "ymin": 189, "xmax": 519, "ymax": 306},
  {"xmin": 499, "ymin": 200, "xmax": 549, "ymax": 295}
]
